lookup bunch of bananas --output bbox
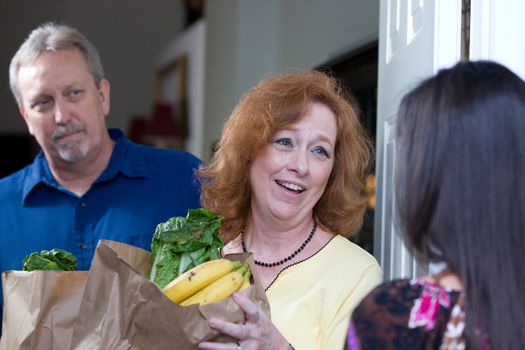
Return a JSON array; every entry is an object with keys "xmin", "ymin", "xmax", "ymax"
[{"xmin": 162, "ymin": 258, "xmax": 252, "ymax": 306}]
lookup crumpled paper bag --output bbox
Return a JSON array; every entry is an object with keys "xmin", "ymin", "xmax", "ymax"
[
  {"xmin": 0, "ymin": 270, "xmax": 88, "ymax": 350},
  {"xmin": 68, "ymin": 240, "xmax": 270, "ymax": 350}
]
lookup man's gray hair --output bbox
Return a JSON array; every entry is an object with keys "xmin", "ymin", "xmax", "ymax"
[{"xmin": 9, "ymin": 22, "xmax": 105, "ymax": 104}]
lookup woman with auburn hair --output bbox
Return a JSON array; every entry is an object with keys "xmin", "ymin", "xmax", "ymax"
[
  {"xmin": 198, "ymin": 70, "xmax": 382, "ymax": 350},
  {"xmin": 347, "ymin": 61, "xmax": 525, "ymax": 349}
]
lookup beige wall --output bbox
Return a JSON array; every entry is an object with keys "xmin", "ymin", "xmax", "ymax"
[{"xmin": 203, "ymin": 0, "xmax": 379, "ymax": 161}]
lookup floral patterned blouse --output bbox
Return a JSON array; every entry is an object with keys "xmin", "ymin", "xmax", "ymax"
[{"xmin": 346, "ymin": 278, "xmax": 466, "ymax": 350}]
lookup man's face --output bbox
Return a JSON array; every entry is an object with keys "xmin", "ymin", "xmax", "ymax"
[{"xmin": 16, "ymin": 48, "xmax": 110, "ymax": 164}]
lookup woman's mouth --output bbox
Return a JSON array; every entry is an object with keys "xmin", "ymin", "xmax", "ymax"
[{"xmin": 276, "ymin": 180, "xmax": 305, "ymax": 193}]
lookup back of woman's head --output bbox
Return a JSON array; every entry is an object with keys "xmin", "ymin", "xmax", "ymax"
[{"xmin": 396, "ymin": 60, "xmax": 525, "ymax": 348}]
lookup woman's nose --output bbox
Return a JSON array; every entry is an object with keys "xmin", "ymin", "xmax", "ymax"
[{"xmin": 288, "ymin": 150, "xmax": 309, "ymax": 176}]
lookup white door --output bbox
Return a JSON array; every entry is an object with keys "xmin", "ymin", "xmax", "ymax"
[
  {"xmin": 374, "ymin": 0, "xmax": 462, "ymax": 280},
  {"xmin": 470, "ymin": 0, "xmax": 525, "ymax": 79}
]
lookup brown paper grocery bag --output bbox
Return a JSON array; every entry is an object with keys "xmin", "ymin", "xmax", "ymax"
[
  {"xmin": 69, "ymin": 240, "xmax": 270, "ymax": 350},
  {"xmin": 0, "ymin": 270, "xmax": 87, "ymax": 350}
]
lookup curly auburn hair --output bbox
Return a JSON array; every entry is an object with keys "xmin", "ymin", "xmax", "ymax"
[{"xmin": 198, "ymin": 70, "xmax": 372, "ymax": 242}]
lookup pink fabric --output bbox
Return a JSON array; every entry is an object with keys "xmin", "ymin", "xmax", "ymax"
[{"xmin": 408, "ymin": 279, "xmax": 451, "ymax": 331}]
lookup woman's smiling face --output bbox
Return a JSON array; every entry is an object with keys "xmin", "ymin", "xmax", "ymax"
[{"xmin": 249, "ymin": 101, "xmax": 338, "ymax": 224}]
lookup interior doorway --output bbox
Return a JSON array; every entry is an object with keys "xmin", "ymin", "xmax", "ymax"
[{"xmin": 317, "ymin": 42, "xmax": 378, "ymax": 254}]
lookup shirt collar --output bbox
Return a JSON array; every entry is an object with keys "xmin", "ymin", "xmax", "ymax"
[
  {"xmin": 22, "ymin": 128, "xmax": 151, "ymax": 201},
  {"xmin": 98, "ymin": 128, "xmax": 151, "ymax": 182}
]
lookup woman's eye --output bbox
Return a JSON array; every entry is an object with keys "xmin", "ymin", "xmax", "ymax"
[
  {"xmin": 273, "ymin": 138, "xmax": 293, "ymax": 147},
  {"xmin": 312, "ymin": 146, "xmax": 330, "ymax": 158}
]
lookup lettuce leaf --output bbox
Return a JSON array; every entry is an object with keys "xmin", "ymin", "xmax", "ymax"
[
  {"xmin": 23, "ymin": 248, "xmax": 78, "ymax": 271},
  {"xmin": 149, "ymin": 208, "xmax": 224, "ymax": 289}
]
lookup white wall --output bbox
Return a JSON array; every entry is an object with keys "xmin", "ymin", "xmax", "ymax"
[
  {"xmin": 203, "ymin": 0, "xmax": 379, "ymax": 161},
  {"xmin": 0, "ymin": 1, "xmax": 185, "ymax": 135},
  {"xmin": 279, "ymin": 0, "xmax": 379, "ymax": 69},
  {"xmin": 158, "ymin": 20, "xmax": 207, "ymax": 159}
]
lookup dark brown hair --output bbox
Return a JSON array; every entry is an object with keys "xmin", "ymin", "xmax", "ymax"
[{"xmin": 396, "ymin": 60, "xmax": 525, "ymax": 348}]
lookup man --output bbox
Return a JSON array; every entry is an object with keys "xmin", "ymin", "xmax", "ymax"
[{"xmin": 0, "ymin": 22, "xmax": 202, "ymax": 328}]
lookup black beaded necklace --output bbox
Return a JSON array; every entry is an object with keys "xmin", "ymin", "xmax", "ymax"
[{"xmin": 241, "ymin": 220, "xmax": 317, "ymax": 268}]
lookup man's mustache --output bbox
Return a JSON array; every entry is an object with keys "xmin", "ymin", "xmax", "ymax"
[{"xmin": 52, "ymin": 124, "xmax": 86, "ymax": 140}]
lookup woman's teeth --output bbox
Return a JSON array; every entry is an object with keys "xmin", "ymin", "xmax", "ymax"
[{"xmin": 278, "ymin": 181, "xmax": 304, "ymax": 192}]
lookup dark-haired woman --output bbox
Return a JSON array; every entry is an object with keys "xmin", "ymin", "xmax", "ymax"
[{"xmin": 347, "ymin": 60, "xmax": 525, "ymax": 349}]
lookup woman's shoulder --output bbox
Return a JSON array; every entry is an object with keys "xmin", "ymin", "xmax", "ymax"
[
  {"xmin": 350, "ymin": 278, "xmax": 463, "ymax": 348},
  {"xmin": 306, "ymin": 235, "xmax": 382, "ymax": 288},
  {"xmin": 355, "ymin": 278, "xmax": 459, "ymax": 311},
  {"xmin": 326, "ymin": 235, "xmax": 381, "ymax": 268}
]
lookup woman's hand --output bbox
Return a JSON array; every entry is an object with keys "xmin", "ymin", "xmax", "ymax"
[{"xmin": 198, "ymin": 292, "xmax": 290, "ymax": 350}]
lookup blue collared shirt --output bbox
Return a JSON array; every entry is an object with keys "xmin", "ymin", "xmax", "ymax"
[{"xmin": 0, "ymin": 129, "xmax": 202, "ymax": 327}]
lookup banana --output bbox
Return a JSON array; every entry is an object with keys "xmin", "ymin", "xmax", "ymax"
[
  {"xmin": 162, "ymin": 258, "xmax": 242, "ymax": 303},
  {"xmin": 179, "ymin": 264, "xmax": 247, "ymax": 306},
  {"xmin": 238, "ymin": 265, "xmax": 252, "ymax": 291}
]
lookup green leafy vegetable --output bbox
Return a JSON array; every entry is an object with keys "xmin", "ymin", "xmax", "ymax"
[
  {"xmin": 149, "ymin": 208, "xmax": 224, "ymax": 289},
  {"xmin": 23, "ymin": 248, "xmax": 78, "ymax": 271}
]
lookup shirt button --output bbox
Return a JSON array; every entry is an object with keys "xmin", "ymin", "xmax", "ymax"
[
  {"xmin": 80, "ymin": 242, "xmax": 87, "ymax": 249},
  {"xmin": 80, "ymin": 202, "xmax": 86, "ymax": 208}
]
